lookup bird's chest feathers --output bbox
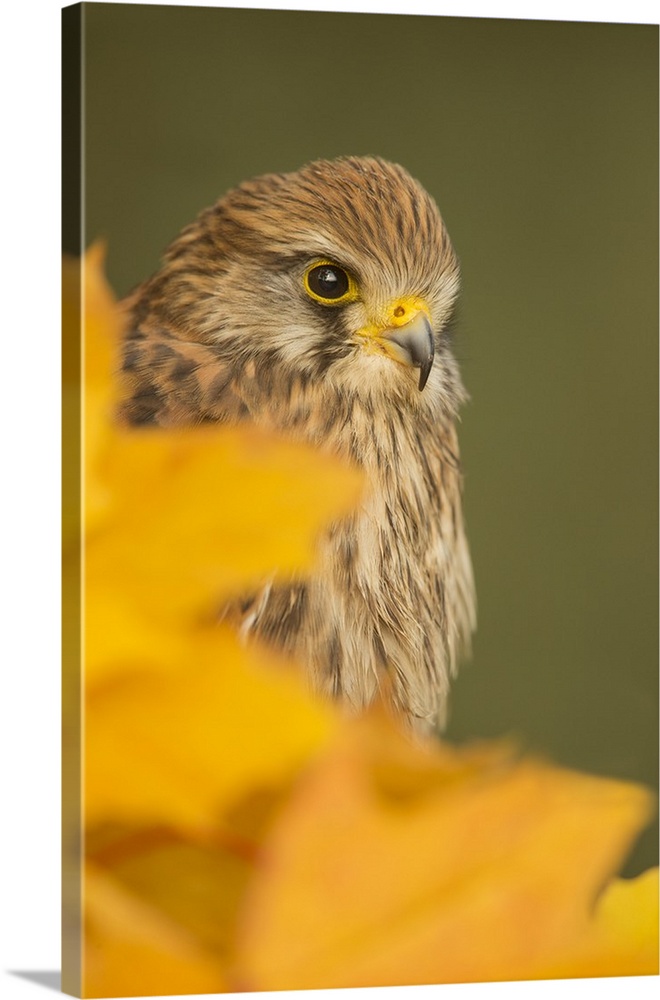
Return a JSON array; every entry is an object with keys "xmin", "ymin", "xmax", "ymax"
[
  {"xmin": 236, "ymin": 363, "xmax": 460, "ymax": 587},
  {"xmin": 335, "ymin": 429, "xmax": 458, "ymax": 605}
]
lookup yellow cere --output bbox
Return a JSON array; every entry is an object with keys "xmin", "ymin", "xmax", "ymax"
[
  {"xmin": 386, "ymin": 296, "xmax": 431, "ymax": 328},
  {"xmin": 358, "ymin": 296, "xmax": 431, "ymax": 357}
]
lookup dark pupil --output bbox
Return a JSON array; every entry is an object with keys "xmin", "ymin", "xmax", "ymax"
[{"xmin": 309, "ymin": 265, "xmax": 349, "ymax": 299}]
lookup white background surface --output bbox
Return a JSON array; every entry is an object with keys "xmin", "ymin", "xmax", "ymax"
[{"xmin": 1, "ymin": 1, "xmax": 657, "ymax": 998}]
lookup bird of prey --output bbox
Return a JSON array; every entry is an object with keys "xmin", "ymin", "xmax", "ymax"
[{"xmin": 119, "ymin": 156, "xmax": 476, "ymax": 734}]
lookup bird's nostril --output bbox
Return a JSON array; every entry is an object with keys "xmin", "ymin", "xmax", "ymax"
[{"xmin": 393, "ymin": 305, "xmax": 405, "ymax": 318}]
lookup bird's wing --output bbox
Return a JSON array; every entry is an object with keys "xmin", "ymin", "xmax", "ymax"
[{"xmin": 117, "ymin": 318, "xmax": 250, "ymax": 428}]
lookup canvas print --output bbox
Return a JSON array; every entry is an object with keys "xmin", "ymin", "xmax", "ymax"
[{"xmin": 62, "ymin": 2, "xmax": 659, "ymax": 996}]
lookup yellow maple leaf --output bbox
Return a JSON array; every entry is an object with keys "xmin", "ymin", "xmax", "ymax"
[
  {"xmin": 66, "ymin": 246, "xmax": 362, "ymax": 994},
  {"xmin": 85, "ymin": 822, "xmax": 261, "ymax": 987},
  {"xmin": 232, "ymin": 713, "xmax": 657, "ymax": 989},
  {"xmin": 85, "ymin": 627, "xmax": 335, "ymax": 830},
  {"xmin": 74, "ymin": 246, "xmax": 364, "ymax": 687},
  {"xmin": 84, "ymin": 863, "xmax": 226, "ymax": 997},
  {"xmin": 66, "ymin": 247, "xmax": 657, "ymax": 998},
  {"xmin": 63, "ymin": 242, "xmax": 124, "ymax": 539},
  {"xmin": 73, "ymin": 247, "xmax": 358, "ymax": 826},
  {"xmin": 542, "ymin": 866, "xmax": 659, "ymax": 979},
  {"xmin": 86, "ymin": 423, "xmax": 364, "ymax": 674}
]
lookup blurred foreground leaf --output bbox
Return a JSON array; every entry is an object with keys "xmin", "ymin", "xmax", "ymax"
[
  {"xmin": 66, "ymin": 247, "xmax": 658, "ymax": 997},
  {"xmin": 85, "ymin": 627, "xmax": 336, "ymax": 829},
  {"xmin": 84, "ymin": 863, "xmax": 226, "ymax": 997},
  {"xmin": 233, "ymin": 717, "xmax": 656, "ymax": 988}
]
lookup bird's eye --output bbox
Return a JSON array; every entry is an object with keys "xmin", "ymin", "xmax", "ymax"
[{"xmin": 304, "ymin": 261, "xmax": 357, "ymax": 305}]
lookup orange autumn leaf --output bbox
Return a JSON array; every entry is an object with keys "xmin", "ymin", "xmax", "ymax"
[
  {"xmin": 233, "ymin": 714, "xmax": 656, "ymax": 990},
  {"xmin": 89, "ymin": 829, "xmax": 254, "ymax": 958},
  {"xmin": 69, "ymin": 247, "xmax": 657, "ymax": 998},
  {"xmin": 541, "ymin": 866, "xmax": 659, "ymax": 979},
  {"xmin": 84, "ymin": 863, "xmax": 226, "ymax": 997},
  {"xmin": 85, "ymin": 821, "xmax": 264, "ymax": 991}
]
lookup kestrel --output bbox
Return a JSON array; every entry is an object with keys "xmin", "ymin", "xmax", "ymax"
[{"xmin": 119, "ymin": 156, "xmax": 476, "ymax": 734}]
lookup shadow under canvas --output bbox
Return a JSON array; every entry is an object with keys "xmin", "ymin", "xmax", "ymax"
[{"xmin": 10, "ymin": 972, "xmax": 62, "ymax": 993}]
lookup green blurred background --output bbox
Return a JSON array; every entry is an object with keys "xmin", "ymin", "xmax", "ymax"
[{"xmin": 78, "ymin": 3, "xmax": 658, "ymax": 873}]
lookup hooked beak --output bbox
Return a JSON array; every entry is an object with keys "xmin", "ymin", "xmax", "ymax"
[{"xmin": 378, "ymin": 311, "xmax": 436, "ymax": 391}]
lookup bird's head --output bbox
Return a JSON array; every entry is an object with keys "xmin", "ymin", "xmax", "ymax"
[{"xmin": 142, "ymin": 156, "xmax": 464, "ymax": 411}]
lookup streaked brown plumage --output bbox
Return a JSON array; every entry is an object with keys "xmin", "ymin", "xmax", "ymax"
[{"xmin": 119, "ymin": 156, "xmax": 476, "ymax": 733}]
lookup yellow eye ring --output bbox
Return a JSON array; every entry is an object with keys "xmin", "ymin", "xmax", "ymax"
[{"xmin": 303, "ymin": 259, "xmax": 359, "ymax": 306}]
